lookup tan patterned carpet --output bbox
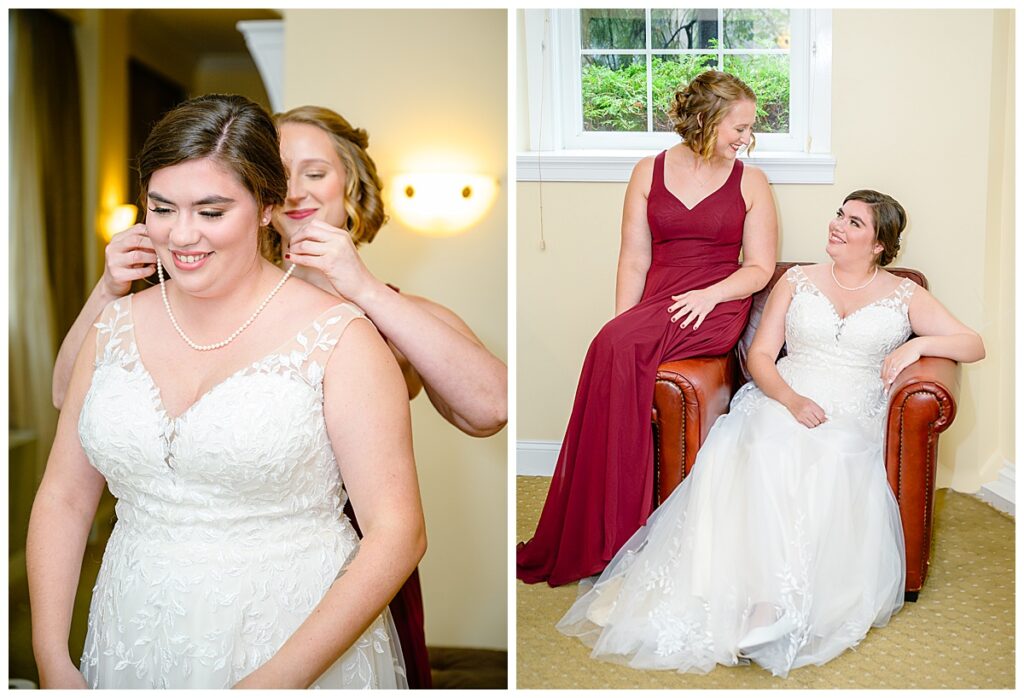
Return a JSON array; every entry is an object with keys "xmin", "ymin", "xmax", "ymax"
[{"xmin": 516, "ymin": 476, "xmax": 1014, "ymax": 689}]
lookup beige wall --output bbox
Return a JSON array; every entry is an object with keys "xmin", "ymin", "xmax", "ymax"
[
  {"xmin": 193, "ymin": 55, "xmax": 271, "ymax": 111},
  {"xmin": 518, "ymin": 9, "xmax": 1014, "ymax": 492},
  {"xmin": 285, "ymin": 9, "xmax": 508, "ymax": 649}
]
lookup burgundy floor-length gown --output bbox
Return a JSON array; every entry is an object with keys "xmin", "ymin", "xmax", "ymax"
[{"xmin": 517, "ymin": 150, "xmax": 754, "ymax": 587}]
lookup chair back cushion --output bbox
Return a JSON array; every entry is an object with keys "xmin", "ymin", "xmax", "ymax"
[{"xmin": 735, "ymin": 262, "xmax": 929, "ymax": 384}]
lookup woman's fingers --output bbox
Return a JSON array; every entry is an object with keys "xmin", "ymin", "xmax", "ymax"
[
  {"xmin": 125, "ymin": 264, "xmax": 155, "ymax": 280},
  {"xmin": 285, "ymin": 250, "xmax": 325, "ymax": 270},
  {"xmin": 292, "ymin": 220, "xmax": 352, "ymax": 246},
  {"xmin": 130, "ymin": 249, "xmax": 156, "ymax": 266},
  {"xmin": 287, "ymin": 238, "xmax": 330, "ymax": 257}
]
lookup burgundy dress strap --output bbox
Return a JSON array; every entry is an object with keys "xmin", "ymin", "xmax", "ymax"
[
  {"xmin": 726, "ymin": 156, "xmax": 744, "ymax": 187},
  {"xmin": 651, "ymin": 150, "xmax": 668, "ymax": 196}
]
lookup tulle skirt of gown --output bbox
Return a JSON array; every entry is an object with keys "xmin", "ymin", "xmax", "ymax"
[{"xmin": 556, "ymin": 389, "xmax": 905, "ymax": 678}]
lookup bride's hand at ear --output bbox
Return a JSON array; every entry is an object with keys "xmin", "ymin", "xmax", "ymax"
[
  {"xmin": 286, "ymin": 220, "xmax": 380, "ymax": 304},
  {"xmin": 102, "ymin": 224, "xmax": 157, "ymax": 297}
]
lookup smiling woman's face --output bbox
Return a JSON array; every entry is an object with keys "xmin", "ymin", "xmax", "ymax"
[
  {"xmin": 825, "ymin": 199, "xmax": 883, "ymax": 264},
  {"xmin": 145, "ymin": 156, "xmax": 265, "ymax": 297},
  {"xmin": 272, "ymin": 122, "xmax": 349, "ymax": 246},
  {"xmin": 713, "ymin": 99, "xmax": 756, "ymax": 160}
]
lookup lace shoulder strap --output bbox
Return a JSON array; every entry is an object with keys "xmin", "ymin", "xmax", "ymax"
[
  {"xmin": 93, "ymin": 296, "xmax": 137, "ymax": 368},
  {"xmin": 281, "ymin": 302, "xmax": 370, "ymax": 387},
  {"xmin": 891, "ymin": 276, "xmax": 916, "ymax": 314},
  {"xmin": 784, "ymin": 264, "xmax": 813, "ymax": 295}
]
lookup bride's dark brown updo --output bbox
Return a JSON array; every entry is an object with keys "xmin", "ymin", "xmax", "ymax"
[
  {"xmin": 844, "ymin": 190, "xmax": 907, "ymax": 267},
  {"xmin": 670, "ymin": 70, "xmax": 757, "ymax": 162},
  {"xmin": 137, "ymin": 94, "xmax": 286, "ymax": 260}
]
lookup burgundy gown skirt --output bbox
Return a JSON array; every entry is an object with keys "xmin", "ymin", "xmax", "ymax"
[{"xmin": 517, "ymin": 151, "xmax": 753, "ymax": 587}]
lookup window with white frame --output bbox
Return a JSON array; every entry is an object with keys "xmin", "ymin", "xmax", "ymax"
[{"xmin": 520, "ymin": 8, "xmax": 833, "ymax": 183}]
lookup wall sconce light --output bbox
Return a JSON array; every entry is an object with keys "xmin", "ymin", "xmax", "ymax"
[
  {"xmin": 388, "ymin": 173, "xmax": 498, "ymax": 236},
  {"xmin": 99, "ymin": 204, "xmax": 138, "ymax": 243}
]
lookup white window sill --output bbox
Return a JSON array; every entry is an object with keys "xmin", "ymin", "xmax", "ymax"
[{"xmin": 516, "ymin": 150, "xmax": 836, "ymax": 184}]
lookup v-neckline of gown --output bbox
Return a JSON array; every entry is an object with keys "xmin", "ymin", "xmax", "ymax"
[
  {"xmin": 126, "ymin": 294, "xmax": 341, "ymax": 423},
  {"xmin": 661, "ymin": 152, "xmax": 739, "ymax": 211},
  {"xmin": 794, "ymin": 265, "xmax": 908, "ymax": 323}
]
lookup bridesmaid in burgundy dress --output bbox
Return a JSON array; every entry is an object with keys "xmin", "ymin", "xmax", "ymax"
[{"xmin": 518, "ymin": 70, "xmax": 778, "ymax": 587}]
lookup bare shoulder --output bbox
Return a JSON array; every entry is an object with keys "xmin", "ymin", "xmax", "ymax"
[
  {"xmin": 324, "ymin": 309, "xmax": 397, "ymax": 382},
  {"xmin": 874, "ymin": 268, "xmax": 917, "ymax": 295},
  {"xmin": 628, "ymin": 154, "xmax": 657, "ymax": 193},
  {"xmin": 796, "ymin": 262, "xmax": 829, "ymax": 285},
  {"xmin": 631, "ymin": 154, "xmax": 657, "ymax": 177},
  {"xmin": 740, "ymin": 161, "xmax": 770, "ymax": 191},
  {"xmin": 279, "ymin": 275, "xmax": 343, "ymax": 316}
]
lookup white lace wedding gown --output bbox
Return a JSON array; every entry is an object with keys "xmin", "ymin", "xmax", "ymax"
[
  {"xmin": 77, "ymin": 297, "xmax": 407, "ymax": 689},
  {"xmin": 557, "ymin": 266, "xmax": 914, "ymax": 677}
]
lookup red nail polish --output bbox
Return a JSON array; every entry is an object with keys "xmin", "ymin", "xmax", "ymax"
[{"xmin": 284, "ymin": 253, "xmax": 290, "ymax": 259}]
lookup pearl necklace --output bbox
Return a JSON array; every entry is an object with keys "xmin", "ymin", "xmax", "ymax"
[
  {"xmin": 831, "ymin": 262, "xmax": 877, "ymax": 291},
  {"xmin": 157, "ymin": 256, "xmax": 296, "ymax": 351}
]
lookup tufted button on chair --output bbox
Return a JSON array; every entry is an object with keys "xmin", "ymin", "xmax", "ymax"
[{"xmin": 651, "ymin": 262, "xmax": 960, "ymax": 601}]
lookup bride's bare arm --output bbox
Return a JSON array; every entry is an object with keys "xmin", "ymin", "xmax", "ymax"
[
  {"xmin": 745, "ymin": 276, "xmax": 827, "ymax": 428},
  {"xmin": 236, "ymin": 318, "xmax": 425, "ymax": 689},
  {"xmin": 28, "ymin": 325, "xmax": 108, "ymax": 688},
  {"xmin": 881, "ymin": 285, "xmax": 986, "ymax": 386}
]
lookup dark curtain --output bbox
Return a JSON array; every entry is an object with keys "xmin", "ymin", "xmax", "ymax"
[
  {"xmin": 128, "ymin": 59, "xmax": 186, "ymax": 211},
  {"xmin": 19, "ymin": 9, "xmax": 86, "ymax": 349}
]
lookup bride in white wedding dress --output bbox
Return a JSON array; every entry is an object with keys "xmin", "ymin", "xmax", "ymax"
[
  {"xmin": 26, "ymin": 95, "xmax": 425, "ymax": 689},
  {"xmin": 557, "ymin": 190, "xmax": 984, "ymax": 678}
]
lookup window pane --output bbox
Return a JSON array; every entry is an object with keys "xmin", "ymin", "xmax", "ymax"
[
  {"xmin": 722, "ymin": 8, "xmax": 790, "ymax": 50},
  {"xmin": 652, "ymin": 54, "xmax": 718, "ymax": 131},
  {"xmin": 651, "ymin": 8, "xmax": 718, "ymax": 50},
  {"xmin": 581, "ymin": 54, "xmax": 647, "ymax": 132},
  {"xmin": 580, "ymin": 9, "xmax": 646, "ymax": 50},
  {"xmin": 723, "ymin": 54, "xmax": 790, "ymax": 133}
]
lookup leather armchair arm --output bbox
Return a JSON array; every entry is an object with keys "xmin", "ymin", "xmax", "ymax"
[
  {"xmin": 884, "ymin": 356, "xmax": 961, "ymax": 593},
  {"xmin": 651, "ymin": 354, "xmax": 738, "ymax": 505}
]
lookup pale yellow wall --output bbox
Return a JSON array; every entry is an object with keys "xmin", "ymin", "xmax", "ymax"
[
  {"xmin": 285, "ymin": 9, "xmax": 508, "ymax": 649},
  {"xmin": 518, "ymin": 9, "xmax": 1014, "ymax": 492}
]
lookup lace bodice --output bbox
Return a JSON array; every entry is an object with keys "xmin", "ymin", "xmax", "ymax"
[
  {"xmin": 77, "ymin": 296, "xmax": 403, "ymax": 688},
  {"xmin": 733, "ymin": 265, "xmax": 915, "ymax": 428},
  {"xmin": 80, "ymin": 296, "xmax": 363, "ymax": 526}
]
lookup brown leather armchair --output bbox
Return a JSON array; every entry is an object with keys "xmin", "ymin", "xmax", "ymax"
[{"xmin": 651, "ymin": 262, "xmax": 960, "ymax": 601}]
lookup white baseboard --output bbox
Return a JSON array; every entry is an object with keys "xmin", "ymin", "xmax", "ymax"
[
  {"xmin": 978, "ymin": 460, "xmax": 1015, "ymax": 517},
  {"xmin": 517, "ymin": 440, "xmax": 560, "ymax": 476}
]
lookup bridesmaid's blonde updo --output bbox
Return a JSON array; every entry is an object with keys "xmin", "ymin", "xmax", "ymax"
[
  {"xmin": 670, "ymin": 70, "xmax": 757, "ymax": 162},
  {"xmin": 274, "ymin": 106, "xmax": 387, "ymax": 247}
]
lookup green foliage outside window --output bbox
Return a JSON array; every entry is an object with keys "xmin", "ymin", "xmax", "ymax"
[{"xmin": 582, "ymin": 52, "xmax": 790, "ymax": 134}]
